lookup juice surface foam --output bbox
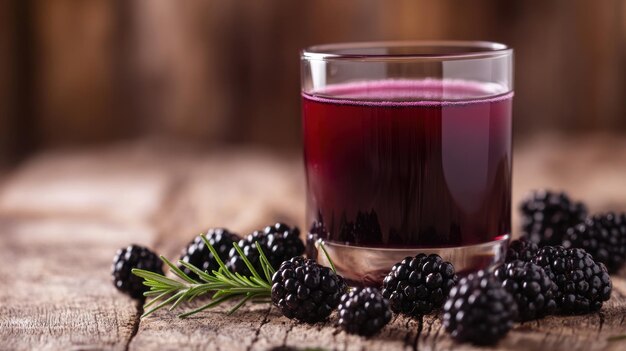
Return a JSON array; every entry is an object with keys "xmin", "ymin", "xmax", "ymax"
[{"xmin": 303, "ymin": 79, "xmax": 512, "ymax": 107}]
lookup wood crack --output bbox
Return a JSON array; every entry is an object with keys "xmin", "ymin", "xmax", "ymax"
[
  {"xmin": 412, "ymin": 316, "xmax": 424, "ymax": 351},
  {"xmin": 246, "ymin": 306, "xmax": 272, "ymax": 351},
  {"xmin": 598, "ymin": 312, "xmax": 605, "ymax": 333},
  {"xmin": 402, "ymin": 317, "xmax": 413, "ymax": 349},
  {"xmin": 281, "ymin": 322, "xmax": 294, "ymax": 348},
  {"xmin": 124, "ymin": 300, "xmax": 143, "ymax": 351},
  {"xmin": 430, "ymin": 318, "xmax": 442, "ymax": 351}
]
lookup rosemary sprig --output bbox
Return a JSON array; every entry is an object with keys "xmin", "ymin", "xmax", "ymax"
[
  {"xmin": 132, "ymin": 234, "xmax": 276, "ymax": 318},
  {"xmin": 317, "ymin": 240, "xmax": 336, "ymax": 274}
]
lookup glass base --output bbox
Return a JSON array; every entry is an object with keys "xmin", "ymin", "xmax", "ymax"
[{"xmin": 312, "ymin": 235, "xmax": 509, "ymax": 286}]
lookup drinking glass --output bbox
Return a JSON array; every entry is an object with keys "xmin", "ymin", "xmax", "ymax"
[{"xmin": 301, "ymin": 41, "xmax": 513, "ymax": 285}]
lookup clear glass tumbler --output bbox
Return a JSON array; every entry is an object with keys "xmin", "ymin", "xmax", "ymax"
[{"xmin": 301, "ymin": 41, "xmax": 513, "ymax": 285}]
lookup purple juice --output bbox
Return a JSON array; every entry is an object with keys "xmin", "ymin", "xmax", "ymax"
[{"xmin": 303, "ymin": 79, "xmax": 512, "ymax": 250}]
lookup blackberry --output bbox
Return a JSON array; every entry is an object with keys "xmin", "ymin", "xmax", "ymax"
[
  {"xmin": 562, "ymin": 212, "xmax": 626, "ymax": 273},
  {"xmin": 520, "ymin": 190, "xmax": 587, "ymax": 246},
  {"xmin": 271, "ymin": 256, "xmax": 346, "ymax": 323},
  {"xmin": 112, "ymin": 244, "xmax": 163, "ymax": 299},
  {"xmin": 381, "ymin": 253, "xmax": 458, "ymax": 316},
  {"xmin": 443, "ymin": 270, "xmax": 517, "ymax": 345},
  {"xmin": 306, "ymin": 219, "xmax": 326, "ymax": 259},
  {"xmin": 532, "ymin": 246, "xmax": 612, "ymax": 314},
  {"xmin": 494, "ymin": 260, "xmax": 557, "ymax": 321},
  {"xmin": 338, "ymin": 287, "xmax": 392, "ymax": 336},
  {"xmin": 505, "ymin": 238, "xmax": 539, "ymax": 263},
  {"xmin": 228, "ymin": 223, "xmax": 305, "ymax": 275},
  {"xmin": 178, "ymin": 228, "xmax": 238, "ymax": 280}
]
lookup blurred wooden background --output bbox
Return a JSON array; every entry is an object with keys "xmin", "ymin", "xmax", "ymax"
[{"xmin": 1, "ymin": 0, "xmax": 625, "ymax": 166}]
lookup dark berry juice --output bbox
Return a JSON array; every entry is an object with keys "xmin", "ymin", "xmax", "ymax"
[{"xmin": 303, "ymin": 80, "xmax": 512, "ymax": 249}]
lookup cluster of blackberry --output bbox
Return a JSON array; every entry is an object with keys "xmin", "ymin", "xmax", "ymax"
[
  {"xmin": 110, "ymin": 188, "xmax": 622, "ymax": 345},
  {"xmin": 111, "ymin": 223, "xmax": 350, "ymax": 325},
  {"xmin": 441, "ymin": 244, "xmax": 612, "ymax": 345},
  {"xmin": 519, "ymin": 190, "xmax": 626, "ymax": 273},
  {"xmin": 384, "ymin": 190, "xmax": 618, "ymax": 345},
  {"xmin": 112, "ymin": 223, "xmax": 307, "ymax": 294}
]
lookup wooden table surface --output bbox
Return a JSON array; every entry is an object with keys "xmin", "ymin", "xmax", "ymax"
[{"xmin": 1, "ymin": 135, "xmax": 625, "ymax": 351}]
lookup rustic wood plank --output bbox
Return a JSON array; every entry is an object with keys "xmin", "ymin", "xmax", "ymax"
[
  {"xmin": 0, "ymin": 217, "xmax": 155, "ymax": 351},
  {"xmin": 128, "ymin": 278, "xmax": 626, "ymax": 351},
  {"xmin": 0, "ymin": 144, "xmax": 175, "ymax": 350},
  {"xmin": 0, "ymin": 144, "xmax": 178, "ymax": 223},
  {"xmin": 1, "ymin": 137, "xmax": 625, "ymax": 350}
]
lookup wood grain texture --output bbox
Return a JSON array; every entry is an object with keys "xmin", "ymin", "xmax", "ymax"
[
  {"xmin": 0, "ymin": 217, "xmax": 155, "ymax": 351},
  {"xmin": 0, "ymin": 145, "xmax": 173, "ymax": 223},
  {"xmin": 0, "ymin": 136, "xmax": 625, "ymax": 350},
  {"xmin": 127, "ymin": 279, "xmax": 626, "ymax": 351}
]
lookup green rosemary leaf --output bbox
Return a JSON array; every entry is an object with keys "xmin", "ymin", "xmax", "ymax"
[
  {"xmin": 178, "ymin": 294, "xmax": 239, "ymax": 318},
  {"xmin": 201, "ymin": 234, "xmax": 229, "ymax": 269},
  {"xmin": 143, "ymin": 289, "xmax": 169, "ymax": 297},
  {"xmin": 132, "ymin": 268, "xmax": 185, "ymax": 288},
  {"xmin": 161, "ymin": 255, "xmax": 198, "ymax": 284},
  {"xmin": 211, "ymin": 289, "xmax": 228, "ymax": 299},
  {"xmin": 202, "ymin": 238, "xmax": 255, "ymax": 288},
  {"xmin": 255, "ymin": 250, "xmax": 272, "ymax": 281},
  {"xmin": 134, "ymin": 238, "xmax": 283, "ymax": 319},
  {"xmin": 231, "ymin": 271, "xmax": 256, "ymax": 287},
  {"xmin": 143, "ymin": 289, "xmax": 176, "ymax": 309},
  {"xmin": 169, "ymin": 287, "xmax": 201, "ymax": 311},
  {"xmin": 318, "ymin": 241, "xmax": 337, "ymax": 274},
  {"xmin": 187, "ymin": 290, "xmax": 204, "ymax": 301},
  {"xmin": 216, "ymin": 265, "xmax": 255, "ymax": 287},
  {"xmin": 178, "ymin": 260, "xmax": 218, "ymax": 283},
  {"xmin": 235, "ymin": 273, "xmax": 263, "ymax": 288},
  {"xmin": 227, "ymin": 293, "xmax": 256, "ymax": 315},
  {"xmin": 232, "ymin": 243, "xmax": 264, "ymax": 283},
  {"xmin": 142, "ymin": 280, "xmax": 172, "ymax": 289},
  {"xmin": 249, "ymin": 276, "xmax": 271, "ymax": 289},
  {"xmin": 142, "ymin": 291, "xmax": 187, "ymax": 318},
  {"xmin": 191, "ymin": 287, "xmax": 213, "ymax": 300},
  {"xmin": 261, "ymin": 262, "xmax": 272, "ymax": 285},
  {"xmin": 212, "ymin": 267, "xmax": 247, "ymax": 287},
  {"xmin": 188, "ymin": 284, "xmax": 215, "ymax": 298},
  {"xmin": 608, "ymin": 334, "xmax": 626, "ymax": 342},
  {"xmin": 255, "ymin": 241, "xmax": 276, "ymax": 277}
]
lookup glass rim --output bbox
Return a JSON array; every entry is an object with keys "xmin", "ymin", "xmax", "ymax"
[{"xmin": 301, "ymin": 40, "xmax": 512, "ymax": 61}]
